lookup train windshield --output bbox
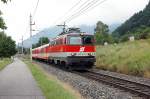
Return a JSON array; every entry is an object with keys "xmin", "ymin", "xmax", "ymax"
[
  {"xmin": 69, "ymin": 35, "xmax": 94, "ymax": 45},
  {"xmin": 69, "ymin": 36, "xmax": 82, "ymax": 45}
]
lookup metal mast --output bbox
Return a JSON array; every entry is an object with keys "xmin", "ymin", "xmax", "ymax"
[
  {"xmin": 57, "ymin": 22, "xmax": 67, "ymax": 34},
  {"xmin": 29, "ymin": 14, "xmax": 35, "ymax": 61}
]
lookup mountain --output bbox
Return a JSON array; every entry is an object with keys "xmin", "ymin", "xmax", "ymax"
[
  {"xmin": 20, "ymin": 24, "xmax": 119, "ymax": 48},
  {"xmin": 113, "ymin": 1, "xmax": 150, "ymax": 37},
  {"xmin": 20, "ymin": 27, "xmax": 61, "ymax": 48},
  {"xmin": 109, "ymin": 23, "xmax": 121, "ymax": 32}
]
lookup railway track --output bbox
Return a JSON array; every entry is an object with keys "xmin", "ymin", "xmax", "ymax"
[
  {"xmin": 34, "ymin": 60, "xmax": 150, "ymax": 98},
  {"xmin": 75, "ymin": 70, "xmax": 150, "ymax": 98}
]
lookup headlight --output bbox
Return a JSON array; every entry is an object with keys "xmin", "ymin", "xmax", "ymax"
[
  {"xmin": 71, "ymin": 53, "xmax": 76, "ymax": 56},
  {"xmin": 88, "ymin": 53, "xmax": 92, "ymax": 56}
]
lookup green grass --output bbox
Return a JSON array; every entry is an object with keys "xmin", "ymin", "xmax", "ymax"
[
  {"xmin": 24, "ymin": 60, "xmax": 78, "ymax": 99},
  {"xmin": 96, "ymin": 39, "xmax": 150, "ymax": 78},
  {"xmin": 0, "ymin": 58, "xmax": 12, "ymax": 70}
]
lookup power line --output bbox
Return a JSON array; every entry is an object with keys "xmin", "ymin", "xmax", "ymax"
[
  {"xmin": 66, "ymin": 0, "xmax": 83, "ymax": 14},
  {"xmin": 65, "ymin": 0, "xmax": 100, "ymax": 22},
  {"xmin": 53, "ymin": 0, "xmax": 83, "ymax": 25},
  {"xmin": 30, "ymin": 0, "xmax": 107, "ymax": 35},
  {"xmin": 56, "ymin": 0, "xmax": 107, "ymax": 34},
  {"xmin": 65, "ymin": 0, "xmax": 108, "ymax": 23},
  {"xmin": 66, "ymin": 0, "xmax": 99, "ymax": 21},
  {"xmin": 59, "ymin": 0, "xmax": 94, "ymax": 24},
  {"xmin": 52, "ymin": 0, "xmax": 87, "ymax": 34},
  {"xmin": 32, "ymin": 0, "xmax": 40, "ymax": 19}
]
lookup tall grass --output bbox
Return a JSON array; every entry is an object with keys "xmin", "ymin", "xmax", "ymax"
[
  {"xmin": 0, "ymin": 58, "xmax": 12, "ymax": 70},
  {"xmin": 96, "ymin": 39, "xmax": 150, "ymax": 78},
  {"xmin": 24, "ymin": 60, "xmax": 78, "ymax": 99}
]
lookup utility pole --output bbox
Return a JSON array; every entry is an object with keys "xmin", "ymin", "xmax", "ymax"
[
  {"xmin": 40, "ymin": 38, "xmax": 43, "ymax": 46},
  {"xmin": 17, "ymin": 43, "xmax": 19, "ymax": 54},
  {"xmin": 21, "ymin": 36, "xmax": 24, "ymax": 54},
  {"xmin": 29, "ymin": 14, "xmax": 35, "ymax": 61},
  {"xmin": 57, "ymin": 22, "xmax": 67, "ymax": 34}
]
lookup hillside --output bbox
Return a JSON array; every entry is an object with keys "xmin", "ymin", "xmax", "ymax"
[
  {"xmin": 20, "ymin": 27, "xmax": 61, "ymax": 48},
  {"xmin": 96, "ymin": 40, "xmax": 150, "ymax": 78},
  {"xmin": 113, "ymin": 1, "xmax": 150, "ymax": 38}
]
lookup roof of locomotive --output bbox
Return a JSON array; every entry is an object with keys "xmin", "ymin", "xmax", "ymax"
[
  {"xmin": 65, "ymin": 32, "xmax": 93, "ymax": 36},
  {"xmin": 56, "ymin": 32, "xmax": 93, "ymax": 38}
]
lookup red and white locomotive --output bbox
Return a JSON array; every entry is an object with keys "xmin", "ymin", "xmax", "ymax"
[{"xmin": 32, "ymin": 28, "xmax": 96, "ymax": 70}]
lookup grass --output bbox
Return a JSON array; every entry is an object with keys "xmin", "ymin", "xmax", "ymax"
[
  {"xmin": 0, "ymin": 58, "xmax": 12, "ymax": 70},
  {"xmin": 96, "ymin": 39, "xmax": 150, "ymax": 78},
  {"xmin": 23, "ymin": 60, "xmax": 80, "ymax": 99}
]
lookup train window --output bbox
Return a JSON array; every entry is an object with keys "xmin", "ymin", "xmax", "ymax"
[
  {"xmin": 68, "ymin": 35, "xmax": 94, "ymax": 45},
  {"xmin": 51, "ymin": 40, "xmax": 56, "ymax": 45},
  {"xmin": 69, "ymin": 36, "xmax": 82, "ymax": 45},
  {"xmin": 58, "ymin": 39, "xmax": 62, "ymax": 45},
  {"xmin": 49, "ymin": 41, "xmax": 52, "ymax": 46},
  {"xmin": 56, "ymin": 39, "xmax": 59, "ymax": 45},
  {"xmin": 64, "ymin": 38, "xmax": 66, "ymax": 44},
  {"xmin": 82, "ymin": 36, "xmax": 94, "ymax": 45},
  {"xmin": 60, "ymin": 39, "xmax": 63, "ymax": 44}
]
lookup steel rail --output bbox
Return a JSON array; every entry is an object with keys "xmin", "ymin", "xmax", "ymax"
[{"xmin": 75, "ymin": 70, "xmax": 150, "ymax": 98}]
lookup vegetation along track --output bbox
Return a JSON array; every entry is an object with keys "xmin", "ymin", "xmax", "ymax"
[{"xmin": 74, "ymin": 70, "xmax": 150, "ymax": 98}]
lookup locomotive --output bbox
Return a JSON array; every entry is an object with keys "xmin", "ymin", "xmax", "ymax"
[{"xmin": 32, "ymin": 28, "xmax": 96, "ymax": 70}]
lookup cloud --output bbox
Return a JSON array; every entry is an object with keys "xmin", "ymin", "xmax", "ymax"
[{"xmin": 0, "ymin": 0, "xmax": 149, "ymax": 43}]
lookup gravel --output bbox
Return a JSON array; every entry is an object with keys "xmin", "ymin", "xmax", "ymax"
[{"xmin": 35, "ymin": 61, "xmax": 136, "ymax": 99}]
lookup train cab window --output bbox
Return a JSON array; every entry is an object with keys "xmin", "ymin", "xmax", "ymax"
[
  {"xmin": 69, "ymin": 36, "xmax": 82, "ymax": 45},
  {"xmin": 82, "ymin": 36, "xmax": 94, "ymax": 45},
  {"xmin": 68, "ymin": 35, "xmax": 94, "ymax": 45}
]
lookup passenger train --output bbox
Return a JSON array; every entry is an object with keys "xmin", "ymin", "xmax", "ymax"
[{"xmin": 32, "ymin": 28, "xmax": 96, "ymax": 70}]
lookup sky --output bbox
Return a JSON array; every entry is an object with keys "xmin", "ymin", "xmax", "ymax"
[{"xmin": 0, "ymin": 0, "xmax": 149, "ymax": 43}]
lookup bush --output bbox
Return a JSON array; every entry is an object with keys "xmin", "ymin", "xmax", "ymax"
[{"xmin": 0, "ymin": 32, "xmax": 17, "ymax": 58}]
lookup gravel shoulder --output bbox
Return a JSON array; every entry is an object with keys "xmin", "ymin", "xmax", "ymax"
[{"xmin": 34, "ymin": 61, "xmax": 135, "ymax": 99}]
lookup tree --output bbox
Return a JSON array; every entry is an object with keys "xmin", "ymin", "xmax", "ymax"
[
  {"xmin": 0, "ymin": 32, "xmax": 17, "ymax": 58},
  {"xmin": 0, "ymin": 15, "xmax": 7, "ymax": 30},
  {"xmin": 94, "ymin": 21, "xmax": 113, "ymax": 44},
  {"xmin": 32, "ymin": 37, "xmax": 49, "ymax": 48},
  {"xmin": 0, "ymin": 0, "xmax": 16, "ymax": 58},
  {"xmin": 1, "ymin": 0, "xmax": 10, "ymax": 3},
  {"xmin": 95, "ymin": 21, "xmax": 109, "ymax": 34},
  {"xmin": 38, "ymin": 37, "xmax": 49, "ymax": 45},
  {"xmin": 0, "ymin": 0, "xmax": 10, "ymax": 29}
]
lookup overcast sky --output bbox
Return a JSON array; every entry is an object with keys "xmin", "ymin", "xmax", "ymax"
[{"xmin": 0, "ymin": 0, "xmax": 149, "ymax": 43}]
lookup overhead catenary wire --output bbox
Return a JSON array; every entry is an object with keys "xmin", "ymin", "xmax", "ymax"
[
  {"xmin": 31, "ymin": 0, "xmax": 41, "ymax": 37},
  {"xmin": 58, "ymin": 0, "xmax": 96, "ymax": 24},
  {"xmin": 30, "ymin": 0, "xmax": 108, "ymax": 35},
  {"xmin": 32, "ymin": 0, "xmax": 40, "ymax": 19},
  {"xmin": 53, "ymin": 0, "xmax": 83, "ymax": 25},
  {"xmin": 52, "ymin": 0, "xmax": 87, "ymax": 34},
  {"xmin": 55, "ymin": 0, "xmax": 108, "ymax": 34},
  {"xmin": 66, "ymin": 0, "xmax": 103, "ymax": 22},
  {"xmin": 65, "ymin": 0, "xmax": 108, "ymax": 23}
]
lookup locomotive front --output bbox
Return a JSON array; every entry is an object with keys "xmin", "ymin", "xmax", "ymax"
[{"xmin": 65, "ymin": 33, "xmax": 96, "ymax": 70}]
